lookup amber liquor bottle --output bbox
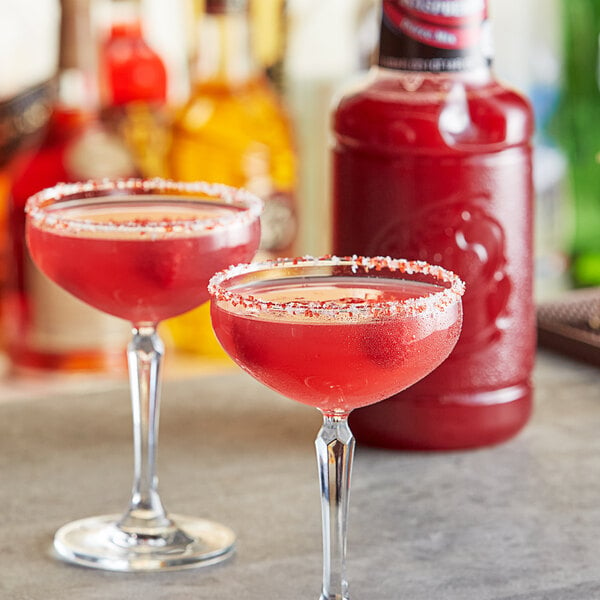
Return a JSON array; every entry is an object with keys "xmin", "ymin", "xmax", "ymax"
[{"xmin": 166, "ymin": 0, "xmax": 298, "ymax": 356}]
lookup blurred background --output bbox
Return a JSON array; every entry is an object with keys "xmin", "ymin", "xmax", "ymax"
[{"xmin": 0, "ymin": 0, "xmax": 594, "ymax": 376}]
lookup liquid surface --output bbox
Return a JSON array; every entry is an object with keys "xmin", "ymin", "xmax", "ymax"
[{"xmin": 240, "ymin": 277, "xmax": 441, "ymax": 303}]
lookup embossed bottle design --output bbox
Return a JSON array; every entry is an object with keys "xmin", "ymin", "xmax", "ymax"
[{"xmin": 332, "ymin": 0, "xmax": 535, "ymax": 449}]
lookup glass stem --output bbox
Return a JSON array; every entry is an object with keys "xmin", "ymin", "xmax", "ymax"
[
  {"xmin": 118, "ymin": 324, "xmax": 171, "ymax": 533},
  {"xmin": 315, "ymin": 414, "xmax": 355, "ymax": 600}
]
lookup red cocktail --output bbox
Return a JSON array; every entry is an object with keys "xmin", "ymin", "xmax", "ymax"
[
  {"xmin": 27, "ymin": 195, "xmax": 260, "ymax": 323},
  {"xmin": 209, "ymin": 256, "xmax": 464, "ymax": 599},
  {"xmin": 25, "ymin": 178, "xmax": 262, "ymax": 571},
  {"xmin": 212, "ymin": 275, "xmax": 461, "ymax": 414}
]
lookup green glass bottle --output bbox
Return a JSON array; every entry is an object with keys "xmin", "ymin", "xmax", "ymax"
[{"xmin": 552, "ymin": 0, "xmax": 600, "ymax": 286}]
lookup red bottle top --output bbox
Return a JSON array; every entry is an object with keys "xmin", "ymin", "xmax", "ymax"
[{"xmin": 100, "ymin": 20, "xmax": 167, "ymax": 106}]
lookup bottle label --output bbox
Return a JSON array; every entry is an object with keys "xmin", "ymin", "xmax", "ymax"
[
  {"xmin": 25, "ymin": 255, "xmax": 130, "ymax": 353},
  {"xmin": 257, "ymin": 190, "xmax": 297, "ymax": 254},
  {"xmin": 332, "ymin": 146, "xmax": 535, "ymax": 389},
  {"xmin": 65, "ymin": 126, "xmax": 137, "ymax": 179},
  {"xmin": 379, "ymin": 0, "xmax": 491, "ymax": 72}
]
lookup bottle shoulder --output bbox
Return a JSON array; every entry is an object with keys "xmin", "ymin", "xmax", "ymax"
[
  {"xmin": 173, "ymin": 77, "xmax": 294, "ymax": 140},
  {"xmin": 168, "ymin": 76, "xmax": 297, "ymax": 188},
  {"xmin": 333, "ymin": 68, "xmax": 534, "ymax": 153}
]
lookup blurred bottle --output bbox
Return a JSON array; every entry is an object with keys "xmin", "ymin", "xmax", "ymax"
[
  {"xmin": 0, "ymin": 85, "xmax": 55, "ymax": 329},
  {"xmin": 4, "ymin": 0, "xmax": 133, "ymax": 372},
  {"xmin": 250, "ymin": 0, "xmax": 288, "ymax": 92},
  {"xmin": 551, "ymin": 0, "xmax": 600, "ymax": 287},
  {"xmin": 332, "ymin": 0, "xmax": 535, "ymax": 449},
  {"xmin": 284, "ymin": 0, "xmax": 377, "ymax": 256},
  {"xmin": 95, "ymin": 0, "xmax": 170, "ymax": 177},
  {"xmin": 0, "ymin": 1, "xmax": 59, "ymax": 345},
  {"xmin": 0, "ymin": 169, "xmax": 11, "ymax": 307},
  {"xmin": 166, "ymin": 0, "xmax": 298, "ymax": 356}
]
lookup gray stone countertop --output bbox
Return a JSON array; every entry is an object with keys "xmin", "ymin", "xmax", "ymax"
[{"xmin": 0, "ymin": 349, "xmax": 598, "ymax": 600}]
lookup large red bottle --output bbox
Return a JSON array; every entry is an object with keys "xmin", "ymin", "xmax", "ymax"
[{"xmin": 332, "ymin": 0, "xmax": 535, "ymax": 450}]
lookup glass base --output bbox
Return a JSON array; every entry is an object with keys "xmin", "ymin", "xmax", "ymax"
[{"xmin": 53, "ymin": 514, "xmax": 236, "ymax": 571}]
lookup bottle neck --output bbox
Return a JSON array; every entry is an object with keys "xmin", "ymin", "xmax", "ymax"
[
  {"xmin": 57, "ymin": 0, "xmax": 100, "ymax": 112},
  {"xmin": 377, "ymin": 0, "xmax": 492, "ymax": 74},
  {"xmin": 100, "ymin": 0, "xmax": 144, "ymax": 33},
  {"xmin": 205, "ymin": 0, "xmax": 249, "ymax": 14},
  {"xmin": 193, "ymin": 3, "xmax": 258, "ymax": 85},
  {"xmin": 107, "ymin": 7, "xmax": 144, "ymax": 41}
]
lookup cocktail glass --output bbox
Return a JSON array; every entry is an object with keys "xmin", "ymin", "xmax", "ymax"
[
  {"xmin": 208, "ymin": 256, "xmax": 465, "ymax": 599},
  {"xmin": 25, "ymin": 178, "xmax": 262, "ymax": 571}
]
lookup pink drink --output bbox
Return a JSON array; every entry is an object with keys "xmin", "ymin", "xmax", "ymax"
[
  {"xmin": 26, "ymin": 196, "xmax": 260, "ymax": 324},
  {"xmin": 211, "ymin": 274, "xmax": 462, "ymax": 415}
]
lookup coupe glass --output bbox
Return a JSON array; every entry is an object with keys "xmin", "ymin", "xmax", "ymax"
[
  {"xmin": 25, "ymin": 178, "xmax": 262, "ymax": 571},
  {"xmin": 209, "ymin": 256, "xmax": 465, "ymax": 599}
]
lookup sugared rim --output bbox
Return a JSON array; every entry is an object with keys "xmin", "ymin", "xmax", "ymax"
[
  {"xmin": 208, "ymin": 255, "xmax": 465, "ymax": 319},
  {"xmin": 25, "ymin": 178, "xmax": 263, "ymax": 234}
]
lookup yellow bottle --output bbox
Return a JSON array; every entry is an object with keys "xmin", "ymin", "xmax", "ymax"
[{"xmin": 165, "ymin": 0, "xmax": 297, "ymax": 356}]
